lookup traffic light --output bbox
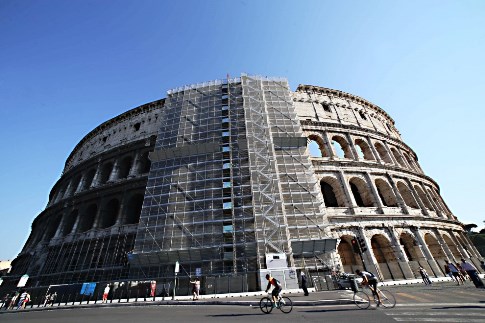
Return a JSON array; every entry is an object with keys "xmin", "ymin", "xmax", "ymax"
[
  {"xmin": 351, "ymin": 238, "xmax": 361, "ymax": 254},
  {"xmin": 358, "ymin": 237, "xmax": 367, "ymax": 253}
]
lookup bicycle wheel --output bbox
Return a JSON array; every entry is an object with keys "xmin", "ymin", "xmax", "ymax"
[
  {"xmin": 378, "ymin": 289, "xmax": 396, "ymax": 308},
  {"xmin": 353, "ymin": 291, "xmax": 370, "ymax": 309},
  {"xmin": 259, "ymin": 297, "xmax": 273, "ymax": 314},
  {"xmin": 278, "ymin": 296, "xmax": 293, "ymax": 314}
]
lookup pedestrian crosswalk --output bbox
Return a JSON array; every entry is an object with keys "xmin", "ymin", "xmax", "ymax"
[{"xmin": 385, "ymin": 310, "xmax": 485, "ymax": 322}]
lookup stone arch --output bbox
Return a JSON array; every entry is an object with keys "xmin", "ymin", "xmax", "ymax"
[
  {"xmin": 99, "ymin": 162, "xmax": 113, "ymax": 185},
  {"xmin": 68, "ymin": 175, "xmax": 82, "ymax": 196},
  {"xmin": 375, "ymin": 178, "xmax": 398, "ymax": 207},
  {"xmin": 414, "ymin": 185, "xmax": 434, "ymax": 211},
  {"xmin": 99, "ymin": 199, "xmax": 119, "ymax": 229},
  {"xmin": 337, "ymin": 235, "xmax": 363, "ymax": 273},
  {"xmin": 44, "ymin": 214, "xmax": 62, "ymax": 241},
  {"xmin": 320, "ymin": 176, "xmax": 347, "ymax": 207},
  {"xmin": 77, "ymin": 204, "xmax": 97, "ymax": 233},
  {"xmin": 61, "ymin": 209, "xmax": 78, "ymax": 237},
  {"xmin": 396, "ymin": 181, "xmax": 419, "ymax": 208},
  {"xmin": 424, "ymin": 233, "xmax": 447, "ymax": 263},
  {"xmin": 399, "ymin": 232, "xmax": 419, "ymax": 261},
  {"xmin": 82, "ymin": 168, "xmax": 96, "ymax": 190},
  {"xmin": 374, "ymin": 142, "xmax": 392, "ymax": 163},
  {"xmin": 442, "ymin": 234, "xmax": 462, "ymax": 260},
  {"xmin": 390, "ymin": 147, "xmax": 405, "ymax": 167},
  {"xmin": 354, "ymin": 138, "xmax": 375, "ymax": 161},
  {"xmin": 307, "ymin": 134, "xmax": 329, "ymax": 157},
  {"xmin": 371, "ymin": 234, "xmax": 401, "ymax": 280},
  {"xmin": 349, "ymin": 177, "xmax": 375, "ymax": 207},
  {"xmin": 123, "ymin": 194, "xmax": 144, "ymax": 225},
  {"xmin": 331, "ymin": 135, "xmax": 352, "ymax": 159},
  {"xmin": 403, "ymin": 152, "xmax": 418, "ymax": 171},
  {"xmin": 140, "ymin": 151, "xmax": 151, "ymax": 174},
  {"xmin": 118, "ymin": 156, "xmax": 133, "ymax": 179}
]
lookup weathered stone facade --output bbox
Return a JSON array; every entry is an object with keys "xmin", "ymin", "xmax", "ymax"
[{"xmin": 2, "ymin": 77, "xmax": 481, "ymax": 295}]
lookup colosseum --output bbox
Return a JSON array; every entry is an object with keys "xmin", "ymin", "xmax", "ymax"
[{"xmin": 2, "ymin": 75, "xmax": 482, "ymax": 298}]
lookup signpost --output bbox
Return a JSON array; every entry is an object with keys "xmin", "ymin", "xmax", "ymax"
[{"xmin": 173, "ymin": 261, "xmax": 179, "ymax": 300}]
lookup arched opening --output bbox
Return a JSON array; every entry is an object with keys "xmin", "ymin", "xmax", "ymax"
[
  {"xmin": 375, "ymin": 178, "xmax": 398, "ymax": 207},
  {"xmin": 82, "ymin": 169, "xmax": 96, "ymax": 190},
  {"xmin": 118, "ymin": 156, "xmax": 133, "ymax": 179},
  {"xmin": 307, "ymin": 135, "xmax": 328, "ymax": 157},
  {"xmin": 403, "ymin": 152, "xmax": 418, "ymax": 171},
  {"xmin": 99, "ymin": 199, "xmax": 119, "ymax": 229},
  {"xmin": 390, "ymin": 147, "xmax": 405, "ymax": 167},
  {"xmin": 399, "ymin": 232, "xmax": 428, "ymax": 278},
  {"xmin": 354, "ymin": 138, "xmax": 375, "ymax": 161},
  {"xmin": 443, "ymin": 234, "xmax": 462, "ymax": 261},
  {"xmin": 320, "ymin": 177, "xmax": 347, "ymax": 207},
  {"xmin": 77, "ymin": 204, "xmax": 97, "ymax": 233},
  {"xmin": 68, "ymin": 175, "xmax": 82, "ymax": 196},
  {"xmin": 414, "ymin": 185, "xmax": 434, "ymax": 211},
  {"xmin": 424, "ymin": 233, "xmax": 447, "ymax": 274},
  {"xmin": 99, "ymin": 162, "xmax": 113, "ymax": 184},
  {"xmin": 397, "ymin": 181, "xmax": 419, "ymax": 209},
  {"xmin": 371, "ymin": 234, "xmax": 402, "ymax": 280},
  {"xmin": 331, "ymin": 135, "xmax": 352, "ymax": 159},
  {"xmin": 61, "ymin": 210, "xmax": 78, "ymax": 236},
  {"xmin": 140, "ymin": 151, "xmax": 151, "ymax": 174},
  {"xmin": 337, "ymin": 236, "xmax": 363, "ymax": 273},
  {"xmin": 374, "ymin": 142, "xmax": 392, "ymax": 163},
  {"xmin": 349, "ymin": 177, "xmax": 375, "ymax": 207},
  {"xmin": 44, "ymin": 214, "xmax": 62, "ymax": 241},
  {"xmin": 123, "ymin": 194, "xmax": 144, "ymax": 225}
]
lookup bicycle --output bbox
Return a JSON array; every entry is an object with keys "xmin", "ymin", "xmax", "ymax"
[
  {"xmin": 353, "ymin": 285, "xmax": 396, "ymax": 309},
  {"xmin": 259, "ymin": 294, "xmax": 293, "ymax": 314}
]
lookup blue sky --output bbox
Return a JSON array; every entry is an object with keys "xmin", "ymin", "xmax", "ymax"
[{"xmin": 1, "ymin": 0, "xmax": 484, "ymax": 260}]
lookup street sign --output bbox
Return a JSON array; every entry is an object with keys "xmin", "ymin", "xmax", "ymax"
[
  {"xmin": 17, "ymin": 274, "xmax": 29, "ymax": 288},
  {"xmin": 175, "ymin": 261, "xmax": 180, "ymax": 273},
  {"xmin": 195, "ymin": 267, "xmax": 201, "ymax": 276}
]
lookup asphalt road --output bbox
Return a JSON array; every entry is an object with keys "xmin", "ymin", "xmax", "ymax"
[{"xmin": 1, "ymin": 282, "xmax": 484, "ymax": 323}]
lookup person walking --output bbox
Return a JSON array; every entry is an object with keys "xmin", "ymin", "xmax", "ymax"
[
  {"xmin": 419, "ymin": 266, "xmax": 432, "ymax": 285},
  {"xmin": 190, "ymin": 277, "xmax": 200, "ymax": 300},
  {"xmin": 49, "ymin": 292, "xmax": 57, "ymax": 306},
  {"xmin": 300, "ymin": 272, "xmax": 309, "ymax": 296},
  {"xmin": 445, "ymin": 260, "xmax": 463, "ymax": 285},
  {"xmin": 461, "ymin": 259, "xmax": 485, "ymax": 288},
  {"xmin": 16, "ymin": 291, "xmax": 28, "ymax": 310},
  {"xmin": 102, "ymin": 284, "xmax": 110, "ymax": 303}
]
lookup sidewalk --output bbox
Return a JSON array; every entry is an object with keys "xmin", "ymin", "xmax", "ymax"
[{"xmin": 0, "ymin": 288, "xmax": 355, "ymax": 314}]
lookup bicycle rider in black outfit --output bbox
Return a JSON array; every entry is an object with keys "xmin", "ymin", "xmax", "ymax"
[{"xmin": 355, "ymin": 269, "xmax": 382, "ymax": 305}]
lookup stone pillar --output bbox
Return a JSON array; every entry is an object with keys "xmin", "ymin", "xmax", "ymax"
[
  {"xmin": 383, "ymin": 142, "xmax": 399, "ymax": 167},
  {"xmin": 404, "ymin": 178, "xmax": 429, "ymax": 216},
  {"xmin": 411, "ymin": 227, "xmax": 443, "ymax": 277},
  {"xmin": 337, "ymin": 170, "xmax": 356, "ymax": 214},
  {"xmin": 90, "ymin": 159, "xmax": 102, "ymax": 188},
  {"xmin": 387, "ymin": 226, "xmax": 415, "ymax": 279},
  {"xmin": 108, "ymin": 159, "xmax": 120, "ymax": 182},
  {"xmin": 356, "ymin": 227, "xmax": 382, "ymax": 280},
  {"xmin": 385, "ymin": 173, "xmax": 409, "ymax": 214},
  {"xmin": 345, "ymin": 133, "xmax": 359, "ymax": 160},
  {"xmin": 364, "ymin": 172, "xmax": 384, "ymax": 212},
  {"xmin": 322, "ymin": 131, "xmax": 336, "ymax": 160},
  {"xmin": 368, "ymin": 138, "xmax": 383, "ymax": 164},
  {"xmin": 433, "ymin": 229, "xmax": 457, "ymax": 262},
  {"xmin": 128, "ymin": 152, "xmax": 141, "ymax": 178},
  {"xmin": 75, "ymin": 174, "xmax": 85, "ymax": 194}
]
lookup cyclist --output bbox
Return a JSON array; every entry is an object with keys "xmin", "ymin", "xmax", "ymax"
[
  {"xmin": 355, "ymin": 269, "xmax": 381, "ymax": 305},
  {"xmin": 264, "ymin": 274, "xmax": 283, "ymax": 308}
]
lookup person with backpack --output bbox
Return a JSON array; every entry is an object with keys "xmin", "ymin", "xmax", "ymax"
[
  {"xmin": 264, "ymin": 274, "xmax": 283, "ymax": 308},
  {"xmin": 355, "ymin": 269, "xmax": 382, "ymax": 305}
]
